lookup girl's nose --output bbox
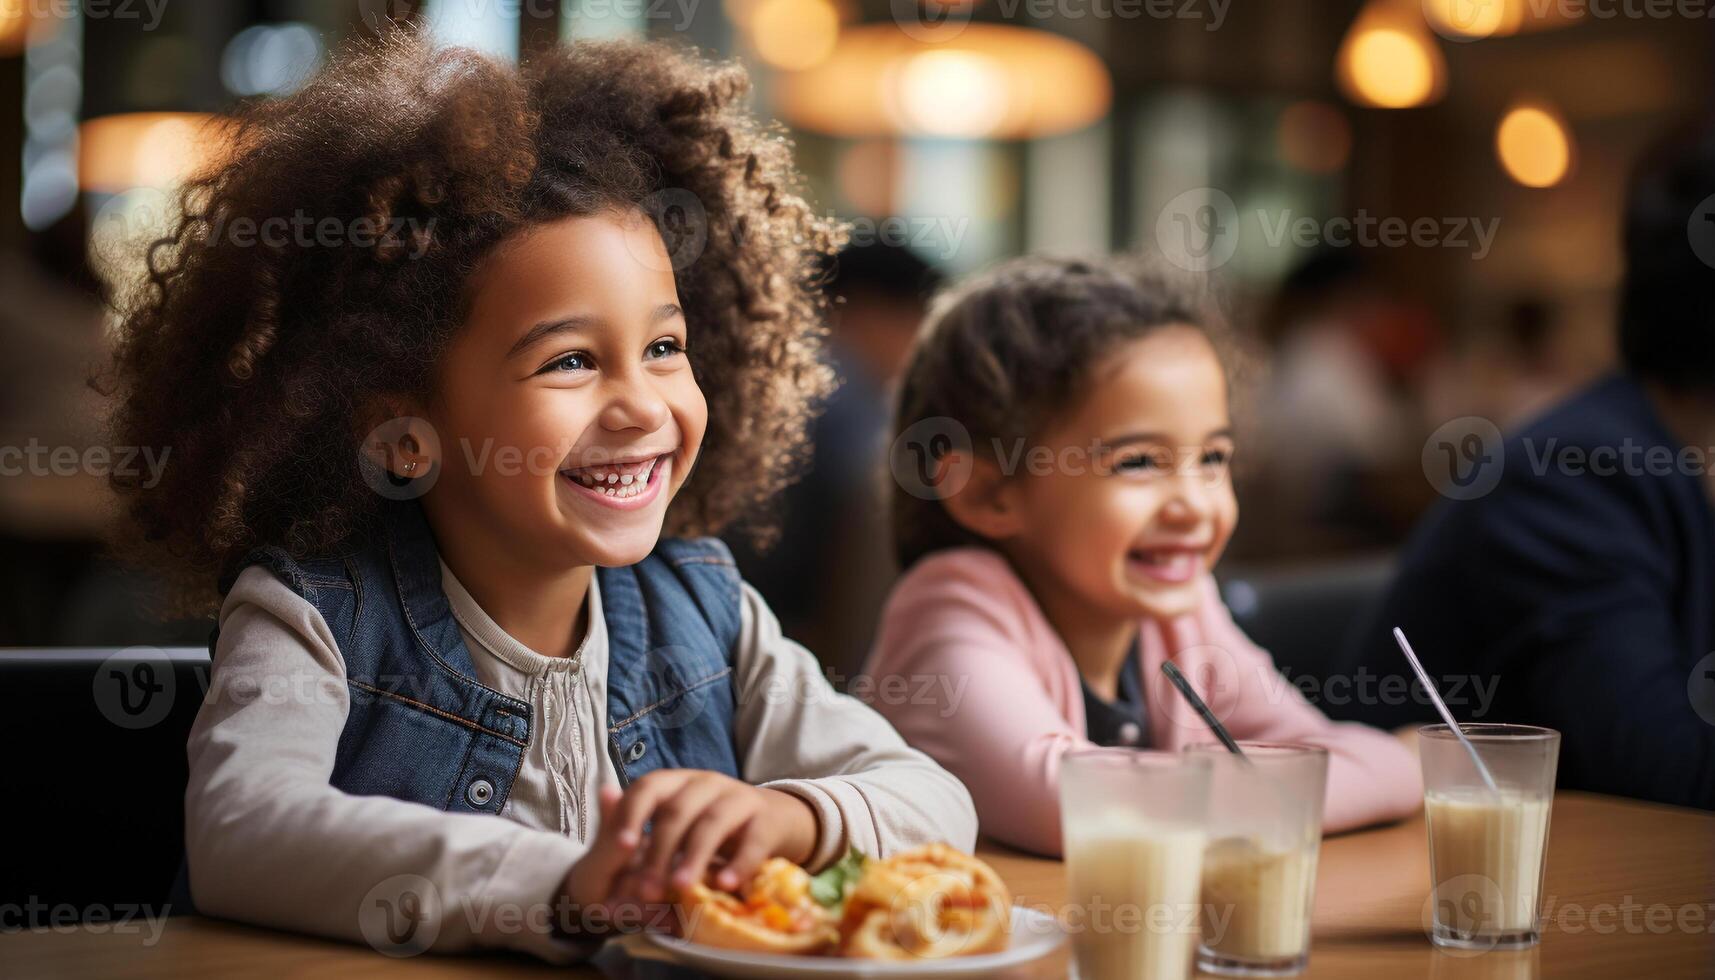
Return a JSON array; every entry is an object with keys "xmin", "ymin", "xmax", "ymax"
[
  {"xmin": 598, "ymin": 371, "xmax": 671, "ymax": 433},
  {"xmin": 1160, "ymin": 474, "xmax": 1215, "ymax": 524}
]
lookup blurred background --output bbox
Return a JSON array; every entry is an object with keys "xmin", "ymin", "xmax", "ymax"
[{"xmin": 0, "ymin": 0, "xmax": 1709, "ymax": 676}]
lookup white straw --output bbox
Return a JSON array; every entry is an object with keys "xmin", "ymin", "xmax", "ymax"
[{"xmin": 1392, "ymin": 627, "xmax": 1499, "ymax": 793}]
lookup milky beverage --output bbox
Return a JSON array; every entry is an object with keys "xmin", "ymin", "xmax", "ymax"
[
  {"xmin": 1064, "ymin": 812, "xmax": 1206, "ymax": 980},
  {"xmin": 1425, "ymin": 790, "xmax": 1552, "ymax": 936},
  {"xmin": 1198, "ymin": 835, "xmax": 1318, "ymax": 962}
]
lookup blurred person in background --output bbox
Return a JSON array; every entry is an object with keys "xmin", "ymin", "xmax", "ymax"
[
  {"xmin": 1421, "ymin": 297, "xmax": 1588, "ymax": 435},
  {"xmin": 1234, "ymin": 248, "xmax": 1438, "ymax": 559},
  {"xmin": 1341, "ymin": 127, "xmax": 1715, "ymax": 810},
  {"xmin": 732, "ymin": 240, "xmax": 941, "ymax": 681}
]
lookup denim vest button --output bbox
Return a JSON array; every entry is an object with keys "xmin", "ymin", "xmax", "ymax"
[
  {"xmin": 626, "ymin": 740, "xmax": 647, "ymax": 762},
  {"xmin": 466, "ymin": 778, "xmax": 494, "ymax": 807}
]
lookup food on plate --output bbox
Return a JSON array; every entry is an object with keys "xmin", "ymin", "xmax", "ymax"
[
  {"xmin": 839, "ymin": 843, "xmax": 1012, "ymax": 959},
  {"xmin": 673, "ymin": 844, "xmax": 1012, "ymax": 960},
  {"xmin": 676, "ymin": 856, "xmax": 841, "ymax": 954}
]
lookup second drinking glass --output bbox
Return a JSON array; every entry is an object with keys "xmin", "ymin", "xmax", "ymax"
[{"xmin": 1188, "ymin": 742, "xmax": 1329, "ymax": 977}]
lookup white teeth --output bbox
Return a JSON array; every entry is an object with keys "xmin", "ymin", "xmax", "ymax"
[{"xmin": 561, "ymin": 454, "xmax": 665, "ymax": 500}]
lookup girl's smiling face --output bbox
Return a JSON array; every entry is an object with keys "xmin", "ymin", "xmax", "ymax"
[
  {"xmin": 975, "ymin": 327, "xmax": 1237, "ymax": 622},
  {"xmin": 420, "ymin": 209, "xmax": 707, "ymax": 569}
]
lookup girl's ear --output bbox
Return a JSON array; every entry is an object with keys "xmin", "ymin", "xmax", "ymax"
[
  {"xmin": 358, "ymin": 397, "xmax": 441, "ymax": 480},
  {"xmin": 936, "ymin": 452, "xmax": 1026, "ymax": 542}
]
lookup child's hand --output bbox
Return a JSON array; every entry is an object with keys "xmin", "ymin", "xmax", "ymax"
[
  {"xmin": 610, "ymin": 770, "xmax": 818, "ymax": 904},
  {"xmin": 559, "ymin": 785, "xmax": 641, "ymax": 917}
]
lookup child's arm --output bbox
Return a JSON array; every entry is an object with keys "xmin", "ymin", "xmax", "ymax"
[
  {"xmin": 550, "ymin": 582, "xmax": 974, "ymax": 907},
  {"xmin": 185, "ymin": 567, "xmax": 596, "ymax": 960},
  {"xmin": 1183, "ymin": 579, "xmax": 1424, "ymax": 831},
  {"xmin": 730, "ymin": 582, "xmax": 980, "ymax": 867},
  {"xmin": 865, "ymin": 565, "xmax": 1091, "ymax": 857}
]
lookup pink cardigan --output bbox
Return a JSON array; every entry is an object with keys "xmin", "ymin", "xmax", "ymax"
[{"xmin": 862, "ymin": 547, "xmax": 1422, "ymax": 856}]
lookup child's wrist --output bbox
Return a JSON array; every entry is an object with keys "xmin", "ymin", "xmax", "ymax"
[{"xmin": 760, "ymin": 786, "xmax": 820, "ymax": 866}]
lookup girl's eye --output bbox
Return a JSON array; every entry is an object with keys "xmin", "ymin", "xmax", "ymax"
[
  {"xmin": 1202, "ymin": 447, "xmax": 1233, "ymax": 468},
  {"xmin": 542, "ymin": 351, "xmax": 593, "ymax": 374},
  {"xmin": 646, "ymin": 337, "xmax": 686, "ymax": 360},
  {"xmin": 1115, "ymin": 451, "xmax": 1169, "ymax": 474}
]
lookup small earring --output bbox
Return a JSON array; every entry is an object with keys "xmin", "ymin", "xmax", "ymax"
[{"xmin": 404, "ymin": 459, "xmax": 419, "ymax": 477}]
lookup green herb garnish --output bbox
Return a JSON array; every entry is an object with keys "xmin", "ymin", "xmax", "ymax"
[{"xmin": 808, "ymin": 847, "xmax": 867, "ymax": 910}]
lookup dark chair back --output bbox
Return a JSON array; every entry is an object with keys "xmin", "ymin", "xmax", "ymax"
[
  {"xmin": 2, "ymin": 647, "xmax": 209, "ymax": 919},
  {"xmin": 1220, "ymin": 556, "xmax": 1395, "ymax": 713}
]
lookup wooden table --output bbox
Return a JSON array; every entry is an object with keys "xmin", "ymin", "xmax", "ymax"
[{"xmin": 5, "ymin": 792, "xmax": 1711, "ymax": 978}]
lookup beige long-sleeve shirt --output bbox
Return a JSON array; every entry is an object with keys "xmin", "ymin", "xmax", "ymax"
[{"xmin": 184, "ymin": 561, "xmax": 976, "ymax": 963}]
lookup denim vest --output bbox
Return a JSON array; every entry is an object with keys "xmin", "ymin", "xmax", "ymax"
[{"xmin": 173, "ymin": 501, "xmax": 743, "ymax": 911}]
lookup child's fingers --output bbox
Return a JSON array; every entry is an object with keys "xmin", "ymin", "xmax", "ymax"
[
  {"xmin": 670, "ymin": 805, "xmax": 751, "ymax": 894},
  {"xmin": 715, "ymin": 820, "xmax": 774, "ymax": 893},
  {"xmin": 567, "ymin": 785, "xmax": 633, "ymax": 905},
  {"xmin": 636, "ymin": 780, "xmax": 727, "ymax": 899},
  {"xmin": 608, "ymin": 771, "xmax": 685, "ymax": 848}
]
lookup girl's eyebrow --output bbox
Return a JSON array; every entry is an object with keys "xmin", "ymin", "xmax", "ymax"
[
  {"xmin": 506, "ymin": 304, "xmax": 684, "ymax": 360},
  {"xmin": 1101, "ymin": 427, "xmax": 1235, "ymax": 448},
  {"xmin": 509, "ymin": 314, "xmax": 596, "ymax": 360}
]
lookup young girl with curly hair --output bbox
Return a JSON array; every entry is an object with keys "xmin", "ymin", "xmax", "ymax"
[
  {"xmin": 863, "ymin": 256, "xmax": 1420, "ymax": 857},
  {"xmin": 106, "ymin": 33, "xmax": 974, "ymax": 959}
]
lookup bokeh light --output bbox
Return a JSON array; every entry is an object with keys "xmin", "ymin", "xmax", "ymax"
[
  {"xmin": 776, "ymin": 23, "xmax": 1110, "ymax": 140},
  {"xmin": 749, "ymin": 0, "xmax": 840, "ymax": 72},
  {"xmin": 1337, "ymin": 3, "xmax": 1445, "ymax": 109},
  {"xmin": 79, "ymin": 112, "xmax": 228, "ymax": 193},
  {"xmin": 1496, "ymin": 103, "xmax": 1573, "ymax": 188},
  {"xmin": 889, "ymin": 50, "xmax": 1009, "ymax": 138},
  {"xmin": 221, "ymin": 23, "xmax": 323, "ymax": 98}
]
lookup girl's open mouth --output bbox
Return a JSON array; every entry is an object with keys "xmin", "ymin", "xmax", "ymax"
[
  {"xmin": 1126, "ymin": 547, "xmax": 1204, "ymax": 584},
  {"xmin": 558, "ymin": 453, "xmax": 670, "ymax": 510}
]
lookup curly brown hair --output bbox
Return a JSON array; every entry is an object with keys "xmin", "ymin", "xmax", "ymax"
[
  {"xmin": 890, "ymin": 254, "xmax": 1231, "ymax": 571},
  {"xmin": 103, "ymin": 30, "xmax": 842, "ymax": 615}
]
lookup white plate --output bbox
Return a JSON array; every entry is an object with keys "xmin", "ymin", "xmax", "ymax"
[{"xmin": 643, "ymin": 906, "xmax": 1065, "ymax": 979}]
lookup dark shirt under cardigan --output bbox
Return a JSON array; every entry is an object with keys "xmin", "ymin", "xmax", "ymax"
[
  {"xmin": 1342, "ymin": 374, "xmax": 1715, "ymax": 810},
  {"xmin": 1081, "ymin": 652, "xmax": 1150, "ymax": 748}
]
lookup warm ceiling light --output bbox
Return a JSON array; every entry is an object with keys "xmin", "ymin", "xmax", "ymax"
[
  {"xmin": 774, "ymin": 23, "xmax": 1110, "ymax": 140},
  {"xmin": 1422, "ymin": 0, "xmax": 1522, "ymax": 39},
  {"xmin": 1496, "ymin": 103, "xmax": 1573, "ymax": 188},
  {"xmin": 889, "ymin": 50, "xmax": 1010, "ymax": 138},
  {"xmin": 1423, "ymin": 0, "xmax": 1580, "ymax": 39},
  {"xmin": 1277, "ymin": 100, "xmax": 1351, "ymax": 174},
  {"xmin": 1336, "ymin": 2, "xmax": 1446, "ymax": 109},
  {"xmin": 79, "ymin": 112, "xmax": 230, "ymax": 193},
  {"xmin": 749, "ymin": 0, "xmax": 840, "ymax": 72}
]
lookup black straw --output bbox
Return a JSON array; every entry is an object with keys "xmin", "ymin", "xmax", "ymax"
[{"xmin": 1160, "ymin": 661, "xmax": 1248, "ymax": 758}]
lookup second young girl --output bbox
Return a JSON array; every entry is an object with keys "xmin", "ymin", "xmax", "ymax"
[{"xmin": 864, "ymin": 256, "xmax": 1420, "ymax": 856}]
